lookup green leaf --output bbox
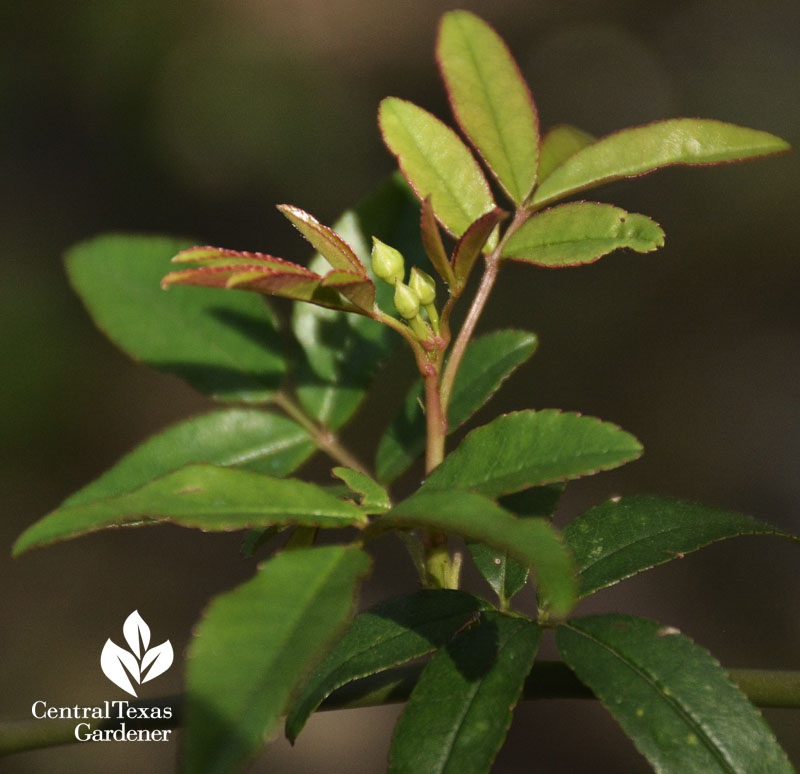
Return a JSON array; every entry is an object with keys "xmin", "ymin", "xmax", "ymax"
[
  {"xmin": 451, "ymin": 208, "xmax": 508, "ymax": 292},
  {"xmin": 374, "ymin": 489, "xmax": 577, "ymax": 617},
  {"xmin": 468, "ymin": 484, "xmax": 564, "ymax": 606},
  {"xmin": 564, "ymin": 495, "xmax": 800, "ymax": 599},
  {"xmin": 379, "ymin": 97, "xmax": 495, "ymax": 237},
  {"xmin": 61, "ymin": 409, "xmax": 315, "ymax": 509},
  {"xmin": 390, "ymin": 612, "xmax": 541, "ymax": 774},
  {"xmin": 332, "ymin": 466, "xmax": 391, "ymax": 513},
  {"xmin": 292, "ymin": 175, "xmax": 421, "ymax": 430},
  {"xmin": 537, "ymin": 124, "xmax": 595, "ymax": 183},
  {"xmin": 184, "ymin": 545, "xmax": 370, "ymax": 774},
  {"xmin": 420, "ymin": 196, "xmax": 456, "ymax": 287},
  {"xmin": 424, "ymin": 409, "xmax": 642, "ymax": 498},
  {"xmin": 375, "ymin": 330, "xmax": 538, "ymax": 484},
  {"xmin": 66, "ymin": 234, "xmax": 286, "ymax": 402},
  {"xmin": 13, "ymin": 465, "xmax": 366, "ymax": 555},
  {"xmin": 286, "ymin": 589, "xmax": 488, "ymax": 742},
  {"xmin": 557, "ymin": 615, "xmax": 793, "ymax": 774},
  {"xmin": 437, "ymin": 11, "xmax": 539, "ymax": 204},
  {"xmin": 503, "ymin": 203, "xmax": 664, "ymax": 267},
  {"xmin": 532, "ymin": 118, "xmax": 790, "ymax": 207}
]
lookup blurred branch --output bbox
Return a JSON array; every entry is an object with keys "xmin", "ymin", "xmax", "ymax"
[{"xmin": 3, "ymin": 665, "xmax": 799, "ymax": 757}]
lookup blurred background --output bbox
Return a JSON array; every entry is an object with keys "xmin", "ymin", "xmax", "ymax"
[{"xmin": 2, "ymin": 0, "xmax": 798, "ymax": 771}]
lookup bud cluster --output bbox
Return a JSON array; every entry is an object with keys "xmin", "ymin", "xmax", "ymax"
[{"xmin": 371, "ymin": 237, "xmax": 440, "ymax": 340}]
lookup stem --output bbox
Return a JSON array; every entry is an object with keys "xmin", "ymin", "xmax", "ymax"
[
  {"xmin": 5, "ymin": 666, "xmax": 800, "ymax": 757},
  {"xmin": 273, "ymin": 392, "xmax": 370, "ymax": 477},
  {"xmin": 422, "ymin": 365, "xmax": 450, "ymax": 588},
  {"xmin": 439, "ymin": 253, "xmax": 500, "ymax": 416},
  {"xmin": 439, "ymin": 207, "xmax": 531, "ymax": 419}
]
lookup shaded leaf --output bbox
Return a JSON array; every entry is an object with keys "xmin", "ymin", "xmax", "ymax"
[
  {"xmin": 424, "ymin": 409, "xmax": 642, "ymax": 498},
  {"xmin": 468, "ymin": 484, "xmax": 564, "ymax": 606},
  {"xmin": 241, "ymin": 525, "xmax": 286, "ymax": 558},
  {"xmin": 375, "ymin": 330, "xmax": 537, "ymax": 484},
  {"xmin": 374, "ymin": 489, "xmax": 577, "ymax": 617},
  {"xmin": 66, "ymin": 234, "xmax": 285, "ymax": 402},
  {"xmin": 332, "ymin": 467, "xmax": 391, "ymax": 513},
  {"xmin": 13, "ymin": 465, "xmax": 366, "ymax": 555},
  {"xmin": 62, "ymin": 409, "xmax": 315, "ymax": 508},
  {"xmin": 390, "ymin": 612, "xmax": 540, "ymax": 774},
  {"xmin": 184, "ymin": 546, "xmax": 370, "ymax": 773},
  {"xmin": 379, "ymin": 97, "xmax": 495, "ymax": 236},
  {"xmin": 420, "ymin": 196, "xmax": 456, "ymax": 287},
  {"xmin": 451, "ymin": 208, "xmax": 508, "ymax": 292},
  {"xmin": 537, "ymin": 124, "xmax": 595, "ymax": 182},
  {"xmin": 437, "ymin": 10, "xmax": 539, "ymax": 203},
  {"xmin": 533, "ymin": 118, "xmax": 790, "ymax": 206},
  {"xmin": 286, "ymin": 589, "xmax": 488, "ymax": 742},
  {"xmin": 292, "ymin": 175, "xmax": 422, "ymax": 430},
  {"xmin": 564, "ymin": 495, "xmax": 800, "ymax": 598},
  {"xmin": 503, "ymin": 202, "xmax": 664, "ymax": 267},
  {"xmin": 557, "ymin": 615, "xmax": 793, "ymax": 774}
]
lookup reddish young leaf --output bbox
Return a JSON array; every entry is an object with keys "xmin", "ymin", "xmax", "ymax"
[
  {"xmin": 277, "ymin": 204, "xmax": 367, "ymax": 276},
  {"xmin": 163, "ymin": 248, "xmax": 373, "ymax": 313},
  {"xmin": 451, "ymin": 208, "xmax": 508, "ymax": 293},
  {"xmin": 420, "ymin": 196, "xmax": 456, "ymax": 288}
]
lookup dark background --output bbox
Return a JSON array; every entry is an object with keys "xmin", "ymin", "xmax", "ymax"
[{"xmin": 2, "ymin": 1, "xmax": 798, "ymax": 771}]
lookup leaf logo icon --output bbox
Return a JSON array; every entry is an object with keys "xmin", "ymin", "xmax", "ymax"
[{"xmin": 100, "ymin": 610, "xmax": 173, "ymax": 697}]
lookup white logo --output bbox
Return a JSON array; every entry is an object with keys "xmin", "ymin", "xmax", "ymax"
[{"xmin": 100, "ymin": 611, "xmax": 173, "ymax": 697}]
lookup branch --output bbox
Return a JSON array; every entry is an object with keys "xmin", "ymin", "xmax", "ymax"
[{"xmin": 3, "ymin": 665, "xmax": 799, "ymax": 757}]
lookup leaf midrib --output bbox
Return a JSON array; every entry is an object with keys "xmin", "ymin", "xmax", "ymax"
[
  {"xmin": 389, "ymin": 102, "xmax": 482, "ymax": 231},
  {"xmin": 451, "ymin": 14, "xmax": 521, "ymax": 200},
  {"xmin": 563, "ymin": 623, "xmax": 738, "ymax": 773}
]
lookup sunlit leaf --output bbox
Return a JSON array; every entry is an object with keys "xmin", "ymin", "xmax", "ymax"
[
  {"xmin": 61, "ymin": 409, "xmax": 315, "ymax": 508},
  {"xmin": 13, "ymin": 465, "xmax": 366, "ymax": 555},
  {"xmin": 286, "ymin": 589, "xmax": 488, "ymax": 742},
  {"xmin": 184, "ymin": 546, "xmax": 370, "ymax": 773},
  {"xmin": 376, "ymin": 331, "xmax": 537, "ymax": 484},
  {"xmin": 66, "ymin": 234, "xmax": 286, "ymax": 402},
  {"xmin": 374, "ymin": 489, "xmax": 577, "ymax": 618},
  {"xmin": 503, "ymin": 202, "xmax": 664, "ymax": 267},
  {"xmin": 564, "ymin": 495, "xmax": 800, "ymax": 598},
  {"xmin": 379, "ymin": 97, "xmax": 495, "ymax": 236},
  {"xmin": 424, "ymin": 409, "xmax": 642, "ymax": 498},
  {"xmin": 537, "ymin": 124, "xmax": 595, "ymax": 183},
  {"xmin": 533, "ymin": 119, "xmax": 790, "ymax": 207},
  {"xmin": 437, "ymin": 10, "xmax": 539, "ymax": 203},
  {"xmin": 557, "ymin": 615, "xmax": 793, "ymax": 773}
]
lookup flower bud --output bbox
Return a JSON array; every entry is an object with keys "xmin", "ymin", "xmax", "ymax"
[
  {"xmin": 408, "ymin": 267, "xmax": 436, "ymax": 305},
  {"xmin": 371, "ymin": 237, "xmax": 405, "ymax": 285},
  {"xmin": 393, "ymin": 280, "xmax": 421, "ymax": 320}
]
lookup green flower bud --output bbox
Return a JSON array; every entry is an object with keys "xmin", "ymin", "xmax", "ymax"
[
  {"xmin": 371, "ymin": 237, "xmax": 405, "ymax": 284},
  {"xmin": 408, "ymin": 266, "xmax": 436, "ymax": 305},
  {"xmin": 393, "ymin": 280, "xmax": 421, "ymax": 320}
]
